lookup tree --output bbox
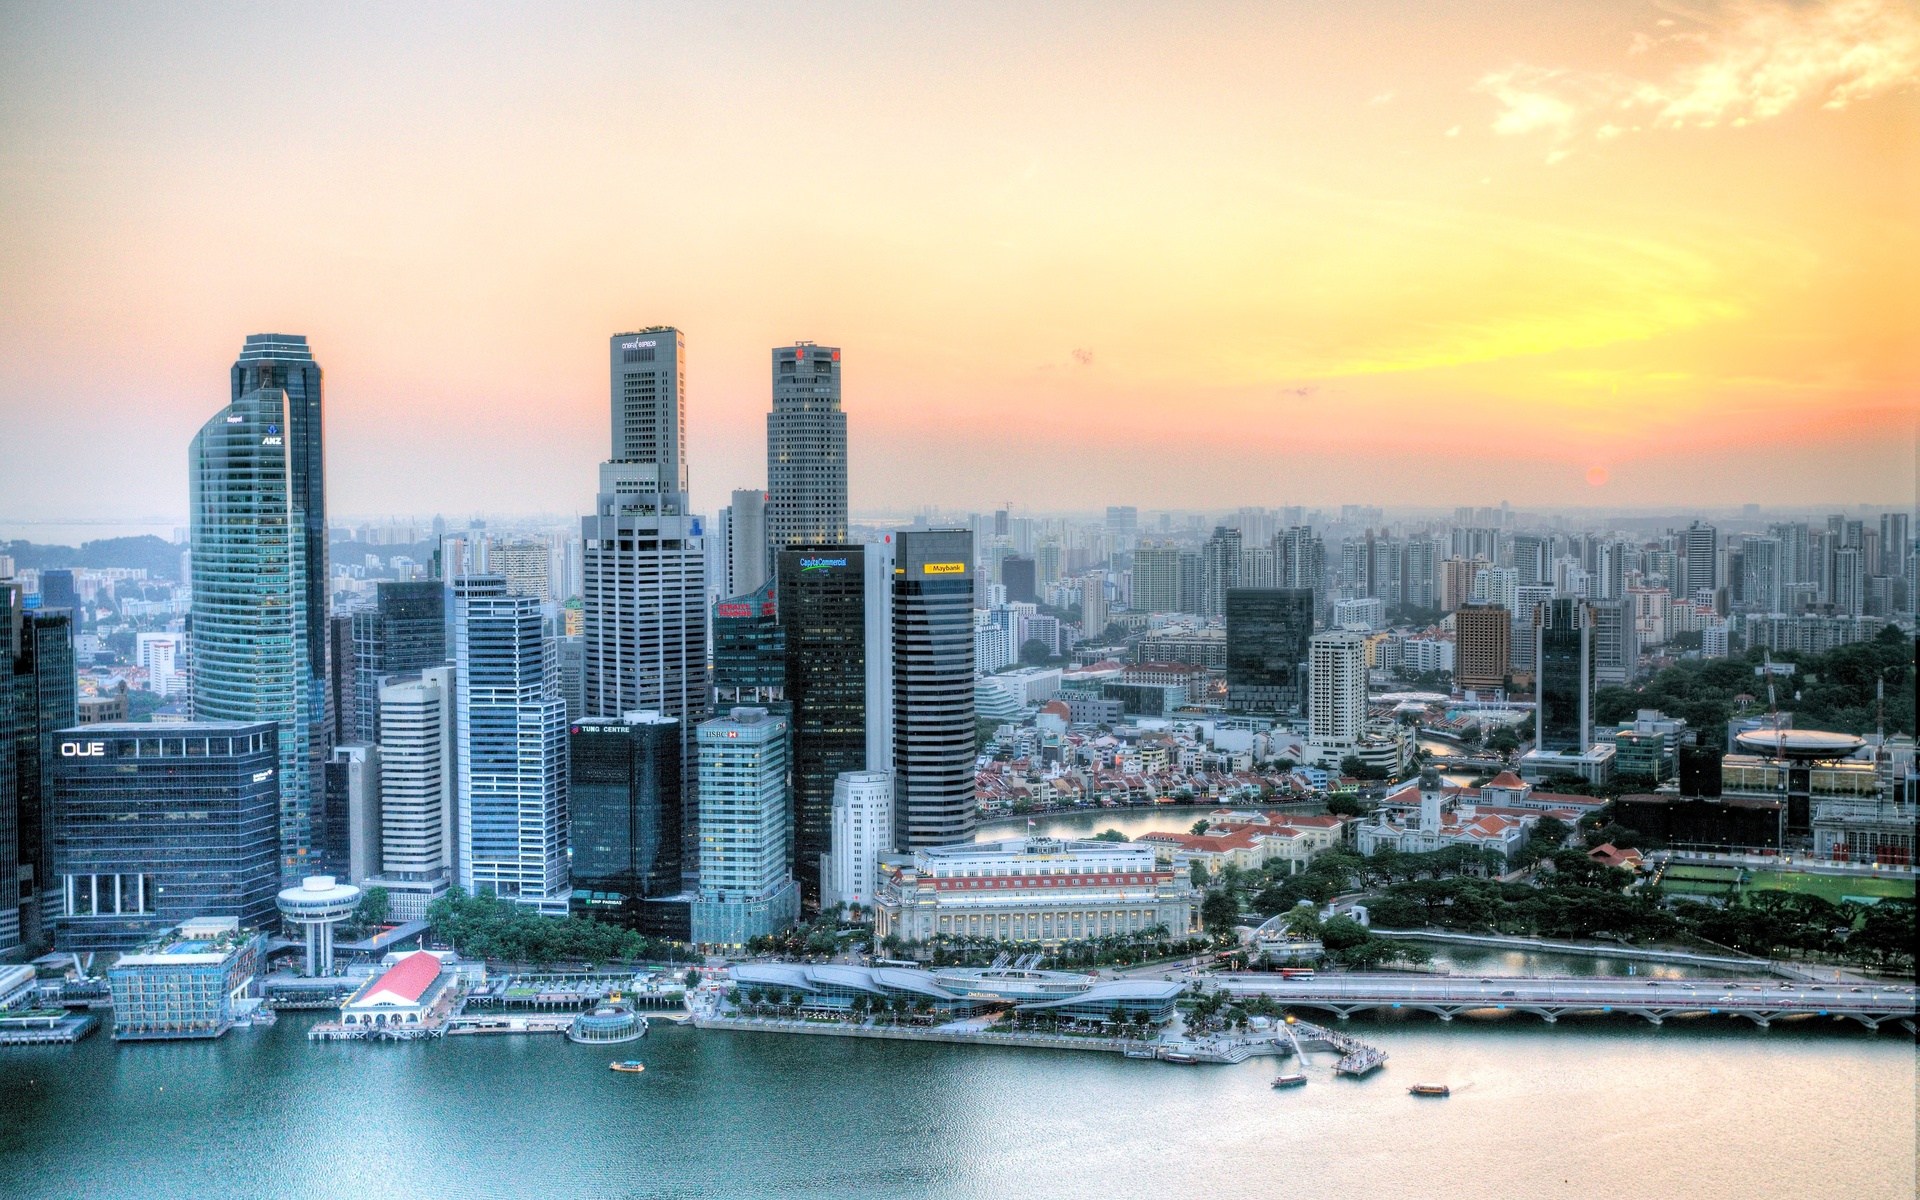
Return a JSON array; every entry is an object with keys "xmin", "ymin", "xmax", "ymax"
[
  {"xmin": 1318, "ymin": 914, "xmax": 1370, "ymax": 951},
  {"xmin": 1339, "ymin": 755, "xmax": 1389, "ymax": 781},
  {"xmin": 1200, "ymin": 889, "xmax": 1240, "ymax": 935},
  {"xmin": 1190, "ymin": 819, "xmax": 1211, "ymax": 835},
  {"xmin": 354, "ymin": 886, "xmax": 391, "ymax": 930},
  {"xmin": 1091, "ymin": 829, "xmax": 1129, "ymax": 843},
  {"xmin": 1324, "ymin": 793, "xmax": 1366, "ymax": 818},
  {"xmin": 1487, "ymin": 727, "xmax": 1520, "ymax": 754},
  {"xmin": 1019, "ymin": 638, "xmax": 1054, "ymax": 665},
  {"xmin": 1189, "ymin": 860, "xmax": 1210, "ymax": 888}
]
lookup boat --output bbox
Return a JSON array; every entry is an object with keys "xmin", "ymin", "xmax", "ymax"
[
  {"xmin": 1408, "ymin": 1083, "xmax": 1450, "ymax": 1097},
  {"xmin": 1271, "ymin": 1073, "xmax": 1308, "ymax": 1088},
  {"xmin": 1160, "ymin": 1052, "xmax": 1199, "ymax": 1065},
  {"xmin": 609, "ymin": 1061, "xmax": 646, "ymax": 1074}
]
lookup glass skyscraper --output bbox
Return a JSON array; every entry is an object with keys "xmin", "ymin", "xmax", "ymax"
[
  {"xmin": 1224, "ymin": 587, "xmax": 1314, "ymax": 713},
  {"xmin": 1535, "ymin": 598, "xmax": 1593, "ymax": 752},
  {"xmin": 3, "ymin": 582, "xmax": 77, "ymax": 952},
  {"xmin": 50, "ymin": 722, "xmax": 279, "ymax": 954},
  {"xmin": 454, "ymin": 576, "xmax": 570, "ymax": 915},
  {"xmin": 351, "ymin": 580, "xmax": 447, "ymax": 744},
  {"xmin": 568, "ymin": 712, "xmax": 682, "ymax": 925},
  {"xmin": 778, "ymin": 546, "xmax": 872, "ymax": 901},
  {"xmin": 893, "ymin": 529, "xmax": 975, "ymax": 849},
  {"xmin": 190, "ymin": 377, "xmax": 315, "ymax": 882},
  {"xmin": 691, "ymin": 707, "xmax": 798, "ymax": 948}
]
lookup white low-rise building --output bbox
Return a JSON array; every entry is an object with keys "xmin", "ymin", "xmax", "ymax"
[
  {"xmin": 875, "ymin": 837, "xmax": 1194, "ymax": 945},
  {"xmin": 822, "ymin": 770, "xmax": 892, "ymax": 911}
]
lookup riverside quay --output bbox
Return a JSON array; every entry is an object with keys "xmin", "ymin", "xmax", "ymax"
[{"xmin": 873, "ymin": 837, "xmax": 1194, "ymax": 945}]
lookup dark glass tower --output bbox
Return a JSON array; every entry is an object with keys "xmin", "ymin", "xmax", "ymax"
[
  {"xmin": 351, "ymin": 580, "xmax": 448, "ymax": 744},
  {"xmin": 51, "ymin": 721, "xmax": 280, "ymax": 954},
  {"xmin": 893, "ymin": 530, "xmax": 975, "ymax": 849},
  {"xmin": 1534, "ymin": 598, "xmax": 1593, "ymax": 752},
  {"xmin": 778, "ymin": 546, "xmax": 870, "ymax": 901},
  {"xmin": 569, "ymin": 713, "xmax": 682, "ymax": 927},
  {"xmin": 3, "ymin": 583, "xmax": 77, "ymax": 953},
  {"xmin": 37, "ymin": 570, "xmax": 78, "ymax": 614},
  {"xmin": 1224, "ymin": 588, "xmax": 1314, "ymax": 713},
  {"xmin": 712, "ymin": 579, "xmax": 784, "ymax": 708}
]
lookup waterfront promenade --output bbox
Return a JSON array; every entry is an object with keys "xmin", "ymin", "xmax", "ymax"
[{"xmin": 1221, "ymin": 973, "xmax": 1919, "ymax": 1029}]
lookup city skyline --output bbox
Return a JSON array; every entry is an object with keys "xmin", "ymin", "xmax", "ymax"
[{"xmin": 2, "ymin": 2, "xmax": 1915, "ymax": 523}]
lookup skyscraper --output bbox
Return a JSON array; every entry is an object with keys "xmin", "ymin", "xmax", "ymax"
[
  {"xmin": 3, "ymin": 583, "xmax": 76, "ymax": 950},
  {"xmin": 1454, "ymin": 604, "xmax": 1512, "ymax": 690},
  {"xmin": 1132, "ymin": 544, "xmax": 1182, "ymax": 613},
  {"xmin": 1201, "ymin": 526, "xmax": 1242, "ymax": 617},
  {"xmin": 724, "ymin": 488, "xmax": 769, "ymax": 598},
  {"xmin": 1224, "ymin": 588, "xmax": 1314, "ymax": 713},
  {"xmin": 822, "ymin": 770, "xmax": 892, "ymax": 910},
  {"xmin": 893, "ymin": 529, "xmax": 975, "ymax": 849},
  {"xmin": 1682, "ymin": 521, "xmax": 1718, "ymax": 600},
  {"xmin": 368, "ymin": 667, "xmax": 457, "ymax": 921},
  {"xmin": 351, "ymin": 580, "xmax": 447, "ymax": 745},
  {"xmin": 1535, "ymin": 598, "xmax": 1593, "ymax": 752},
  {"xmin": 1001, "ymin": 556, "xmax": 1037, "ymax": 605},
  {"xmin": 230, "ymin": 334, "xmax": 329, "ymax": 831},
  {"xmin": 585, "ymin": 328, "xmax": 706, "ymax": 877},
  {"xmin": 1307, "ymin": 630, "xmax": 1367, "ymax": 765},
  {"xmin": 713, "ymin": 579, "xmax": 785, "ymax": 709},
  {"xmin": 691, "ymin": 707, "xmax": 799, "ymax": 948},
  {"xmin": 777, "ymin": 543, "xmax": 895, "ymax": 901},
  {"xmin": 766, "ymin": 343, "xmax": 848, "ymax": 567},
  {"xmin": 454, "ymin": 576, "xmax": 569, "ymax": 915},
  {"xmin": 190, "ymin": 373, "xmax": 315, "ymax": 882},
  {"xmin": 569, "ymin": 711, "xmax": 682, "ymax": 927}
]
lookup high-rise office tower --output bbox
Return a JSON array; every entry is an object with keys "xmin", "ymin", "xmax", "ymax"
[
  {"xmin": 766, "ymin": 343, "xmax": 848, "ymax": 568},
  {"xmin": 585, "ymin": 328, "xmax": 706, "ymax": 877},
  {"xmin": 569, "ymin": 711, "xmax": 682, "ymax": 927},
  {"xmin": 1225, "ymin": 588, "xmax": 1314, "ymax": 713},
  {"xmin": 1682, "ymin": 521, "xmax": 1718, "ymax": 600},
  {"xmin": 1201, "ymin": 527, "xmax": 1242, "ymax": 617},
  {"xmin": 454, "ymin": 576, "xmax": 569, "ymax": 915},
  {"xmin": 323, "ymin": 743, "xmax": 381, "ymax": 882},
  {"xmin": 37, "ymin": 570, "xmax": 78, "ymax": 614},
  {"xmin": 723, "ymin": 488, "xmax": 770, "ymax": 598},
  {"xmin": 822, "ymin": 770, "xmax": 893, "ymax": 910},
  {"xmin": 325, "ymin": 615, "xmax": 356, "ymax": 751},
  {"xmin": 1535, "ymin": 598, "xmax": 1593, "ymax": 752},
  {"xmin": 1081, "ymin": 570, "xmax": 1109, "ymax": 639},
  {"xmin": 714, "ymin": 579, "xmax": 786, "ymax": 709},
  {"xmin": 190, "ymin": 373, "xmax": 315, "ymax": 883},
  {"xmin": 1307, "ymin": 630, "xmax": 1367, "ymax": 764},
  {"xmin": 51, "ymin": 721, "xmax": 280, "ymax": 954},
  {"xmin": 368, "ymin": 666, "xmax": 457, "ymax": 921},
  {"xmin": 1590, "ymin": 599, "xmax": 1638, "ymax": 686},
  {"xmin": 1454, "ymin": 605, "xmax": 1512, "ymax": 690},
  {"xmin": 1132, "ymin": 544, "xmax": 1182, "ymax": 613},
  {"xmin": 1510, "ymin": 584, "xmax": 1554, "ymax": 674},
  {"xmin": 351, "ymin": 580, "xmax": 447, "ymax": 745},
  {"xmin": 778, "ymin": 542, "xmax": 894, "ymax": 900},
  {"xmin": 691, "ymin": 707, "xmax": 799, "ymax": 947},
  {"xmin": 230, "ymin": 335, "xmax": 329, "ymax": 829},
  {"xmin": 3, "ymin": 583, "xmax": 76, "ymax": 950},
  {"xmin": 1002, "ymin": 556, "xmax": 1037, "ymax": 605},
  {"xmin": 894, "ymin": 530, "xmax": 974, "ymax": 849},
  {"xmin": 495, "ymin": 538, "xmax": 553, "ymax": 600}
]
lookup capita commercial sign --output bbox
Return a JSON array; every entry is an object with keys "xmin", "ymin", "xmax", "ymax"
[{"xmin": 799, "ymin": 557, "xmax": 848, "ymax": 572}]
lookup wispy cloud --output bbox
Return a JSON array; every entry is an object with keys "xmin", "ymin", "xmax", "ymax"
[
  {"xmin": 1368, "ymin": 90, "xmax": 1397, "ymax": 106},
  {"xmin": 1476, "ymin": 0, "xmax": 1920, "ymax": 149}
]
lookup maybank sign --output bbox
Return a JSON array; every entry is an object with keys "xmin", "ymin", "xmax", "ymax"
[
  {"xmin": 799, "ymin": 557, "xmax": 847, "ymax": 571},
  {"xmin": 922, "ymin": 562, "xmax": 965, "ymax": 575}
]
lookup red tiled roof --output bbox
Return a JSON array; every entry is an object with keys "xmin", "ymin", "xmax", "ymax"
[
  {"xmin": 362, "ymin": 951, "xmax": 442, "ymax": 1004},
  {"xmin": 1485, "ymin": 771, "xmax": 1526, "ymax": 789}
]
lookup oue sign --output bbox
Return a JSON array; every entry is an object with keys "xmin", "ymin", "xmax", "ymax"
[{"xmin": 60, "ymin": 741, "xmax": 106, "ymax": 757}]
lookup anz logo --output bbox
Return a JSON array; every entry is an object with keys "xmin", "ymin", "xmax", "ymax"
[
  {"xmin": 60, "ymin": 741, "xmax": 107, "ymax": 757},
  {"xmin": 262, "ymin": 436, "xmax": 283, "ymax": 446}
]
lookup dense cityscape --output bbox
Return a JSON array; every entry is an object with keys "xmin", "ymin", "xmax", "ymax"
[{"xmin": 3, "ymin": 3, "xmax": 1916, "ymax": 1198}]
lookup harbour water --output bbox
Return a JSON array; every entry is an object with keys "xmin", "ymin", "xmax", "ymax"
[{"xmin": 0, "ymin": 1011, "xmax": 1911, "ymax": 1199}]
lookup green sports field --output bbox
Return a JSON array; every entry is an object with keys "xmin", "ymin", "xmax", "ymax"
[{"xmin": 1745, "ymin": 870, "xmax": 1915, "ymax": 905}]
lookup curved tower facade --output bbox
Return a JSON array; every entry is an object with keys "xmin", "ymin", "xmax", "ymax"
[{"xmin": 190, "ymin": 385, "xmax": 313, "ymax": 880}]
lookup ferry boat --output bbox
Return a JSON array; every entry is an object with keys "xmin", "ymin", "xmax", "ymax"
[
  {"xmin": 1160, "ymin": 1052, "xmax": 1199, "ymax": 1065},
  {"xmin": 1408, "ymin": 1083, "xmax": 1450, "ymax": 1097},
  {"xmin": 1271, "ymin": 1073, "xmax": 1308, "ymax": 1088},
  {"xmin": 609, "ymin": 1061, "xmax": 646, "ymax": 1074}
]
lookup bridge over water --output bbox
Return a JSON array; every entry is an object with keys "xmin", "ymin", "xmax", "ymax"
[{"xmin": 1221, "ymin": 974, "xmax": 1918, "ymax": 1031}]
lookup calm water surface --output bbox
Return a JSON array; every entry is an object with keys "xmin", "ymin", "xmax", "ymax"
[{"xmin": 1, "ymin": 1013, "xmax": 1911, "ymax": 1200}]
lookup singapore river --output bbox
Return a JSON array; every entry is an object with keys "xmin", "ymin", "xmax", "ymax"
[{"xmin": 0, "ymin": 1011, "xmax": 1912, "ymax": 1200}]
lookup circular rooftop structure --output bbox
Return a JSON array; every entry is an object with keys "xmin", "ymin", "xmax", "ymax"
[
  {"xmin": 1733, "ymin": 729, "xmax": 1867, "ymax": 761},
  {"xmin": 277, "ymin": 874, "xmax": 361, "ymax": 920}
]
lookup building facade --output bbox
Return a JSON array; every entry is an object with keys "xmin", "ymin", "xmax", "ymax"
[
  {"xmin": 454, "ymin": 576, "xmax": 570, "ymax": 915},
  {"xmin": 893, "ymin": 530, "xmax": 976, "ymax": 849},
  {"xmin": 366, "ymin": 667, "xmax": 457, "ymax": 920},
  {"xmin": 1534, "ymin": 598, "xmax": 1593, "ymax": 752},
  {"xmin": 692, "ymin": 708, "xmax": 799, "ymax": 948},
  {"xmin": 108, "ymin": 917, "xmax": 265, "ymax": 1041},
  {"xmin": 1454, "ymin": 604, "xmax": 1511, "ymax": 690},
  {"xmin": 822, "ymin": 770, "xmax": 892, "ymax": 910},
  {"xmin": 2, "ymin": 582, "xmax": 76, "ymax": 952},
  {"xmin": 50, "ymin": 722, "xmax": 279, "ymax": 954},
  {"xmin": 1224, "ymin": 588, "xmax": 1313, "ymax": 713},
  {"xmin": 765, "ymin": 343, "xmax": 848, "ymax": 568},
  {"xmin": 874, "ymin": 837, "xmax": 1193, "ymax": 945},
  {"xmin": 351, "ymin": 581, "xmax": 448, "ymax": 747},
  {"xmin": 569, "ymin": 712, "xmax": 682, "ymax": 926},
  {"xmin": 1307, "ymin": 630, "xmax": 1367, "ymax": 765}
]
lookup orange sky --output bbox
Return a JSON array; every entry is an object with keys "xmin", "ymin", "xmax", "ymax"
[{"xmin": 1, "ymin": 1, "xmax": 1915, "ymax": 521}]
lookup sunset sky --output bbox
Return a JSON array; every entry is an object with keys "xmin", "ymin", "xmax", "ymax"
[{"xmin": 1, "ymin": 0, "xmax": 1915, "ymax": 522}]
